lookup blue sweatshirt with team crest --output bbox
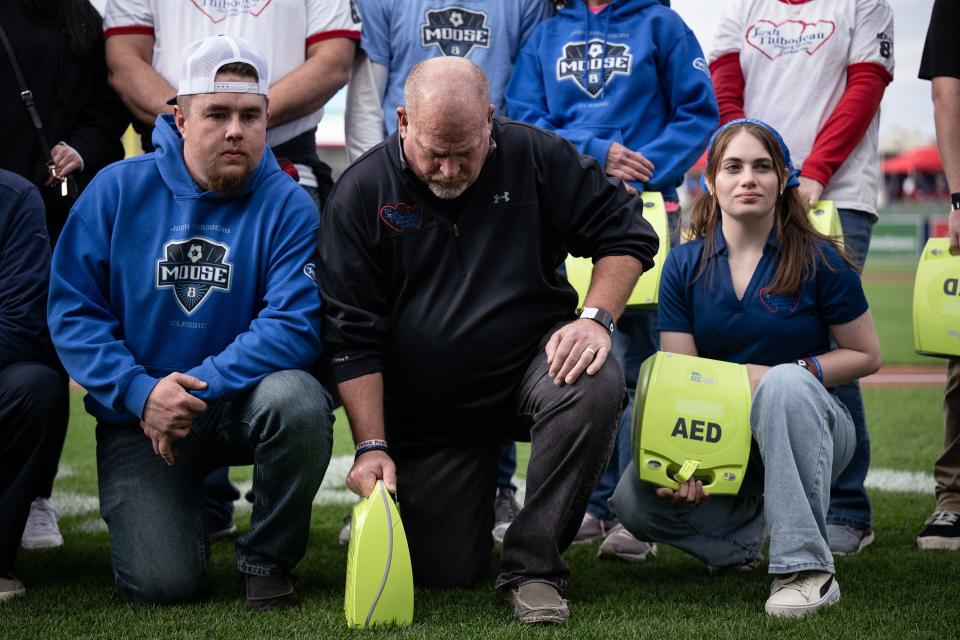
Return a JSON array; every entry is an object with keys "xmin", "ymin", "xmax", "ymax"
[
  {"xmin": 505, "ymin": 0, "xmax": 717, "ymax": 197},
  {"xmin": 48, "ymin": 114, "xmax": 323, "ymax": 426}
]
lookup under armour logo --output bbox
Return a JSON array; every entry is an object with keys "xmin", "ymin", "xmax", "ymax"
[{"xmin": 494, "ymin": 192, "xmax": 510, "ymax": 204}]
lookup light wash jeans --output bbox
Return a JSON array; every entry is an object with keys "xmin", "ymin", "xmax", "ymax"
[
  {"xmin": 96, "ymin": 370, "xmax": 333, "ymax": 604},
  {"xmin": 611, "ymin": 364, "xmax": 855, "ymax": 574}
]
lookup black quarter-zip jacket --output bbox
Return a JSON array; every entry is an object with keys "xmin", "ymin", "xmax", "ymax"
[{"xmin": 319, "ymin": 117, "xmax": 659, "ymax": 439}]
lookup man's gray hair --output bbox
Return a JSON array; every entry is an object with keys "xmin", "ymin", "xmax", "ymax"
[{"xmin": 403, "ymin": 58, "xmax": 490, "ymax": 120}]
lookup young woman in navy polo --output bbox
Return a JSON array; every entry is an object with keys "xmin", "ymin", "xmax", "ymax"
[{"xmin": 610, "ymin": 119, "xmax": 882, "ymax": 618}]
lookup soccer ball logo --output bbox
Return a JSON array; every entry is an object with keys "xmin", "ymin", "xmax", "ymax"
[
  {"xmin": 449, "ymin": 11, "xmax": 463, "ymax": 27},
  {"xmin": 187, "ymin": 244, "xmax": 203, "ymax": 263},
  {"xmin": 589, "ymin": 43, "xmax": 604, "ymax": 58}
]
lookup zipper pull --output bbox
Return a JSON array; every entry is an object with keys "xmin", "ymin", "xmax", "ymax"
[{"xmin": 452, "ymin": 223, "xmax": 460, "ymax": 238}]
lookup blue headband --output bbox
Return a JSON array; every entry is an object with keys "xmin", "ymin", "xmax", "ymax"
[{"xmin": 699, "ymin": 118, "xmax": 801, "ymax": 194}]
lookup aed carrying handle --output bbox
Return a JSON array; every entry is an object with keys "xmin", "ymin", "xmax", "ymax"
[{"xmin": 674, "ymin": 458, "xmax": 702, "ymax": 484}]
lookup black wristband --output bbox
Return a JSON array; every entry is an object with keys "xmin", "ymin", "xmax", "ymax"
[
  {"xmin": 951, "ymin": 192, "xmax": 960, "ymax": 211},
  {"xmin": 579, "ymin": 307, "xmax": 616, "ymax": 335},
  {"xmin": 355, "ymin": 444, "xmax": 389, "ymax": 459}
]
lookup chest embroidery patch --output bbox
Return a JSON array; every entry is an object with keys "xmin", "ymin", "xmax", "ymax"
[
  {"xmin": 746, "ymin": 19, "xmax": 836, "ymax": 60},
  {"xmin": 380, "ymin": 202, "xmax": 423, "ymax": 233},
  {"xmin": 759, "ymin": 287, "xmax": 800, "ymax": 315}
]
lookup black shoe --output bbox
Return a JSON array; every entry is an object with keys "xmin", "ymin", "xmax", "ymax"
[
  {"xmin": 917, "ymin": 510, "xmax": 960, "ymax": 550},
  {"xmin": 244, "ymin": 574, "xmax": 299, "ymax": 611},
  {"xmin": 492, "ymin": 487, "xmax": 521, "ymax": 543}
]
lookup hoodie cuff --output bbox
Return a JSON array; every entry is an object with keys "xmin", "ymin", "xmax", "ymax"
[
  {"xmin": 585, "ymin": 136, "xmax": 616, "ymax": 172},
  {"xmin": 184, "ymin": 361, "xmax": 223, "ymax": 401},
  {"xmin": 123, "ymin": 373, "xmax": 160, "ymax": 420}
]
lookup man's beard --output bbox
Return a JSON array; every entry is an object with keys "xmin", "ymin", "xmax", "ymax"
[
  {"xmin": 426, "ymin": 175, "xmax": 470, "ymax": 199},
  {"xmin": 207, "ymin": 152, "xmax": 254, "ymax": 194}
]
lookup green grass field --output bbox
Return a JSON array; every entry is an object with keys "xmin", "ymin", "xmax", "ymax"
[{"xmin": 6, "ymin": 260, "xmax": 959, "ymax": 639}]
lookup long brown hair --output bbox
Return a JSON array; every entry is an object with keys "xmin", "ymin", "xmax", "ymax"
[{"xmin": 688, "ymin": 122, "xmax": 857, "ymax": 295}]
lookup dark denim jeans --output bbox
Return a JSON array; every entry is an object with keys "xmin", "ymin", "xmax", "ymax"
[
  {"xmin": 388, "ymin": 324, "xmax": 624, "ymax": 591},
  {"xmin": 0, "ymin": 362, "xmax": 68, "ymax": 573},
  {"xmin": 497, "ymin": 440, "xmax": 518, "ymax": 491},
  {"xmin": 96, "ymin": 370, "xmax": 333, "ymax": 604},
  {"xmin": 827, "ymin": 209, "xmax": 875, "ymax": 530}
]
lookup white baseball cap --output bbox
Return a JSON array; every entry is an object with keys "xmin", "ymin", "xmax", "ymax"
[{"xmin": 169, "ymin": 35, "xmax": 270, "ymax": 105}]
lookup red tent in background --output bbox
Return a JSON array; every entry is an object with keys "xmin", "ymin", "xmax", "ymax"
[
  {"xmin": 881, "ymin": 145, "xmax": 943, "ymax": 174},
  {"xmin": 691, "ymin": 149, "xmax": 707, "ymax": 173}
]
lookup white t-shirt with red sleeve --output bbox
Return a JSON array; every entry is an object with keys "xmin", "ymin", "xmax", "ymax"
[
  {"xmin": 711, "ymin": 0, "xmax": 894, "ymax": 216},
  {"xmin": 104, "ymin": 0, "xmax": 361, "ymax": 148}
]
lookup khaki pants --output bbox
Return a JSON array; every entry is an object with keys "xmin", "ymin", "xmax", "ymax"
[{"xmin": 938, "ymin": 359, "xmax": 960, "ymax": 511}]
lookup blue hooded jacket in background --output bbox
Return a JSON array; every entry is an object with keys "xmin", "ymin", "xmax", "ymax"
[
  {"xmin": 506, "ymin": 0, "xmax": 717, "ymax": 197},
  {"xmin": 48, "ymin": 114, "xmax": 323, "ymax": 425}
]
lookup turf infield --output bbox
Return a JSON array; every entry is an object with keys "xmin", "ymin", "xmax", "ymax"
[{"xmin": 5, "ymin": 262, "xmax": 958, "ymax": 639}]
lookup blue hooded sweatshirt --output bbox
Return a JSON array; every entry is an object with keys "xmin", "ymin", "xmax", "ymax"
[
  {"xmin": 48, "ymin": 114, "xmax": 323, "ymax": 425},
  {"xmin": 506, "ymin": 0, "xmax": 718, "ymax": 197}
]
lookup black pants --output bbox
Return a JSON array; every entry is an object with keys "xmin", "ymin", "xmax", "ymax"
[
  {"xmin": 390, "ymin": 326, "xmax": 625, "ymax": 590},
  {"xmin": 0, "ymin": 362, "xmax": 68, "ymax": 572}
]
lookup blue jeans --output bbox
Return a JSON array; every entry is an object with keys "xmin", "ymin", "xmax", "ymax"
[
  {"xmin": 612, "ymin": 365, "xmax": 855, "ymax": 573},
  {"xmin": 96, "ymin": 370, "xmax": 333, "ymax": 604},
  {"xmin": 588, "ymin": 207, "xmax": 682, "ymax": 521},
  {"xmin": 827, "ymin": 209, "xmax": 875, "ymax": 530},
  {"xmin": 497, "ymin": 441, "xmax": 517, "ymax": 491}
]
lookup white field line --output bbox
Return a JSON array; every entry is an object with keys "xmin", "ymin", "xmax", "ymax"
[
  {"xmin": 864, "ymin": 468, "xmax": 936, "ymax": 493},
  {"xmin": 862, "ymin": 373, "xmax": 946, "ymax": 385},
  {"xmin": 53, "ymin": 458, "xmax": 934, "ymax": 528}
]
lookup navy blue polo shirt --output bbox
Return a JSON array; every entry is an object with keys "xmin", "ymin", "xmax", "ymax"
[{"xmin": 658, "ymin": 224, "xmax": 868, "ymax": 366}]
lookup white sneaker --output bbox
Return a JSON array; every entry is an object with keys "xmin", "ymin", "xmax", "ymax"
[
  {"xmin": 765, "ymin": 571, "xmax": 840, "ymax": 617},
  {"xmin": 0, "ymin": 574, "xmax": 25, "ymax": 603},
  {"xmin": 21, "ymin": 498, "xmax": 63, "ymax": 550}
]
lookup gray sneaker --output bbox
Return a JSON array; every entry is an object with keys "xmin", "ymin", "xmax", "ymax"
[
  {"xmin": 827, "ymin": 524, "xmax": 875, "ymax": 556},
  {"xmin": 492, "ymin": 487, "xmax": 521, "ymax": 543},
  {"xmin": 573, "ymin": 512, "xmax": 613, "ymax": 544},
  {"xmin": 20, "ymin": 498, "xmax": 63, "ymax": 550},
  {"xmin": 597, "ymin": 524, "xmax": 657, "ymax": 562},
  {"xmin": 501, "ymin": 580, "xmax": 569, "ymax": 624},
  {"xmin": 0, "ymin": 574, "xmax": 25, "ymax": 603}
]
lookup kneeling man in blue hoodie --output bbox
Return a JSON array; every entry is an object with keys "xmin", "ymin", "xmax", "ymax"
[{"xmin": 48, "ymin": 35, "xmax": 332, "ymax": 611}]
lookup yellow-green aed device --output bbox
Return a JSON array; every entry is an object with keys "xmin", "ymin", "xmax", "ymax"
[
  {"xmin": 808, "ymin": 200, "xmax": 844, "ymax": 247},
  {"xmin": 344, "ymin": 481, "xmax": 414, "ymax": 628},
  {"xmin": 632, "ymin": 351, "xmax": 753, "ymax": 495},
  {"xmin": 565, "ymin": 191, "xmax": 670, "ymax": 309},
  {"xmin": 913, "ymin": 237, "xmax": 960, "ymax": 358}
]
